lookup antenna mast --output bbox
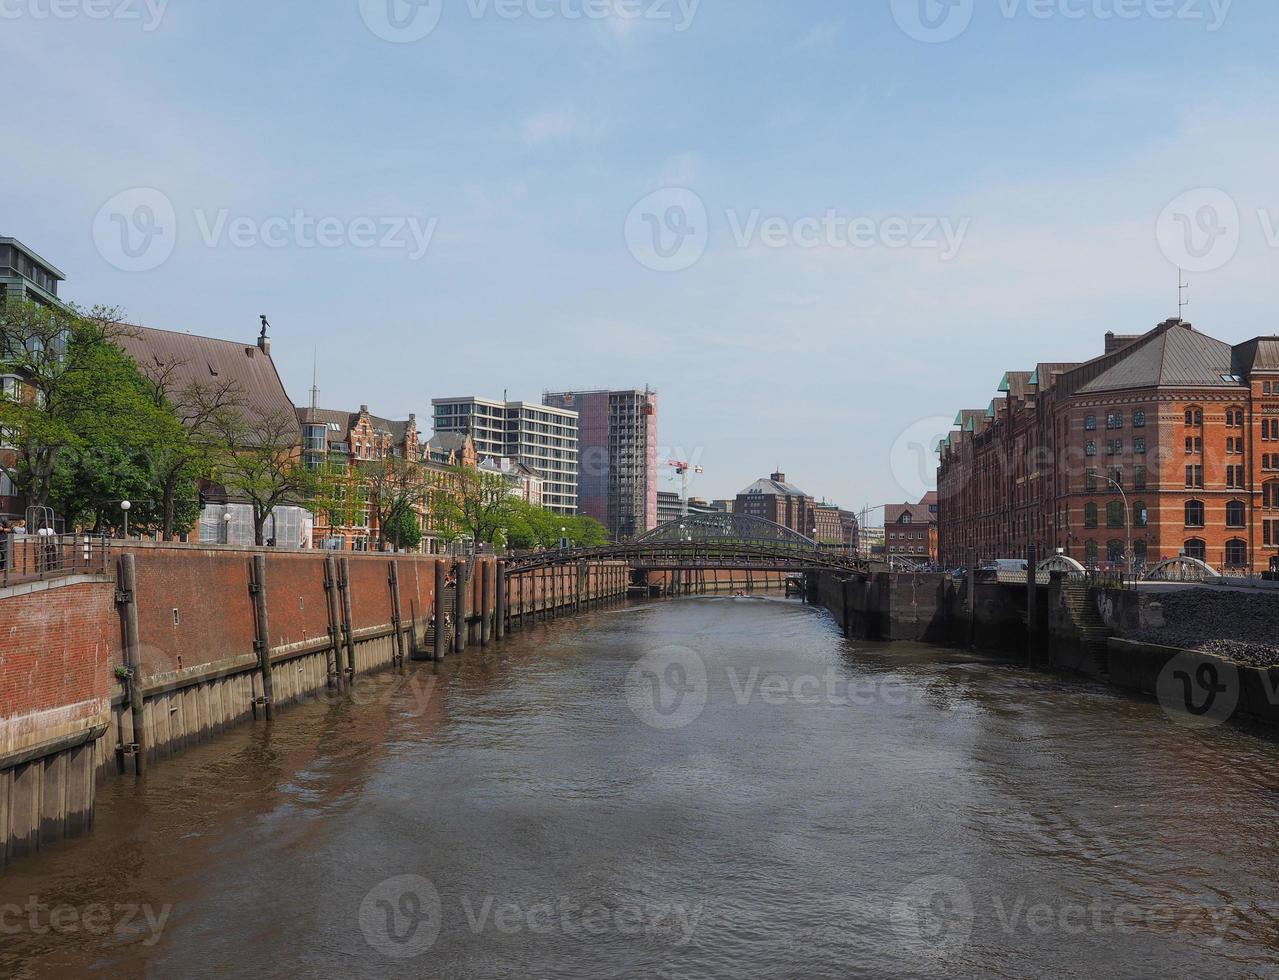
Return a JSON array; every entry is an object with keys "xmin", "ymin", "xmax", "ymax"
[
  {"xmin": 310, "ymin": 348, "xmax": 319, "ymax": 410},
  {"xmin": 1178, "ymin": 268, "xmax": 1190, "ymax": 320}
]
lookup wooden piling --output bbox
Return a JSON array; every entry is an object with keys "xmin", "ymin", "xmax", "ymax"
[
  {"xmin": 250, "ymin": 554, "xmax": 275, "ymax": 721},
  {"xmin": 324, "ymin": 554, "xmax": 345, "ymax": 690},
  {"xmin": 1026, "ymin": 546, "xmax": 1038, "ymax": 667},
  {"xmin": 495, "ymin": 561, "xmax": 506, "ymax": 641},
  {"xmin": 389, "ymin": 560, "xmax": 406, "ymax": 668},
  {"xmin": 340, "ymin": 557, "xmax": 357, "ymax": 681},
  {"xmin": 117, "ymin": 554, "xmax": 147, "ymax": 775},
  {"xmin": 480, "ymin": 561, "xmax": 493, "ymax": 647}
]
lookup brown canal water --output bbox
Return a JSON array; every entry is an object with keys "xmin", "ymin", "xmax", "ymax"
[{"xmin": 3, "ymin": 596, "xmax": 1279, "ymax": 978}]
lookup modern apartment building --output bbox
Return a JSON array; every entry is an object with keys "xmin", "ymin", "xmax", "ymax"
[
  {"xmin": 937, "ymin": 318, "xmax": 1279, "ymax": 573},
  {"xmin": 432, "ymin": 396, "xmax": 579, "ymax": 514},
  {"xmin": 0, "ymin": 237, "xmax": 66, "ymax": 310},
  {"xmin": 543, "ymin": 388, "xmax": 658, "ymax": 540}
]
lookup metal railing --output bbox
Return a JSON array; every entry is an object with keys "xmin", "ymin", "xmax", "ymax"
[{"xmin": 0, "ymin": 533, "xmax": 112, "ymax": 588}]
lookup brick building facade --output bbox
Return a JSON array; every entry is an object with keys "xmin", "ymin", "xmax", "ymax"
[
  {"xmin": 735, "ymin": 472, "xmax": 816, "ymax": 536},
  {"xmin": 938, "ymin": 319, "xmax": 1279, "ymax": 573},
  {"xmin": 884, "ymin": 493, "xmax": 938, "ymax": 563}
]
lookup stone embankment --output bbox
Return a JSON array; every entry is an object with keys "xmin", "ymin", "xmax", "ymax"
[{"xmin": 1131, "ymin": 589, "xmax": 1279, "ymax": 667}]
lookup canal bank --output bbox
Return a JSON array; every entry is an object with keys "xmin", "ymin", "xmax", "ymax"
[
  {"xmin": 811, "ymin": 567, "xmax": 1279, "ymax": 732},
  {"xmin": 0, "ymin": 544, "xmax": 628, "ymax": 868},
  {"xmin": 2, "ymin": 595, "xmax": 1276, "ymax": 977}
]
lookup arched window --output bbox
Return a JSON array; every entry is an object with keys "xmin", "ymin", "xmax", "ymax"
[
  {"xmin": 1134, "ymin": 540, "xmax": 1148, "ymax": 566},
  {"xmin": 1084, "ymin": 502, "xmax": 1099, "ymax": 528},
  {"xmin": 1226, "ymin": 539, "xmax": 1248, "ymax": 568},
  {"xmin": 1084, "ymin": 539, "xmax": 1099, "ymax": 565},
  {"xmin": 1107, "ymin": 501, "xmax": 1126, "ymax": 527},
  {"xmin": 1184, "ymin": 539, "xmax": 1206, "ymax": 561},
  {"xmin": 1226, "ymin": 500, "xmax": 1246, "ymax": 528},
  {"xmin": 1134, "ymin": 502, "xmax": 1148, "ymax": 528},
  {"xmin": 1226, "ymin": 407, "xmax": 1244, "ymax": 428},
  {"xmin": 1107, "ymin": 539, "xmax": 1126, "ymax": 564},
  {"xmin": 1185, "ymin": 500, "xmax": 1205, "ymax": 528},
  {"xmin": 1185, "ymin": 407, "xmax": 1203, "ymax": 427}
]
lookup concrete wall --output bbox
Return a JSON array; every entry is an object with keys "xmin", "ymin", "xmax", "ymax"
[{"xmin": 814, "ymin": 571, "xmax": 952, "ymax": 643}]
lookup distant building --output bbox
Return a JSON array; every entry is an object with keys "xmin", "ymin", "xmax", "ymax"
[
  {"xmin": 432, "ymin": 396, "xmax": 579, "ymax": 514},
  {"xmin": 0, "ymin": 237, "xmax": 66, "ymax": 310},
  {"xmin": 813, "ymin": 503, "xmax": 859, "ymax": 554},
  {"xmin": 657, "ymin": 490, "xmax": 682, "ymax": 526},
  {"xmin": 543, "ymin": 388, "xmax": 658, "ymax": 540},
  {"xmin": 735, "ymin": 472, "xmax": 816, "ymax": 536},
  {"xmin": 296, "ymin": 405, "xmax": 423, "ymax": 551},
  {"xmin": 884, "ymin": 493, "xmax": 939, "ymax": 564},
  {"xmin": 711, "ymin": 499, "xmax": 735, "ymax": 514},
  {"xmin": 480, "ymin": 456, "xmax": 545, "ymax": 507}
]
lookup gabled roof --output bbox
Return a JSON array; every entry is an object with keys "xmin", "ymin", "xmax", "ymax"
[
  {"xmin": 1076, "ymin": 320, "xmax": 1245, "ymax": 394},
  {"xmin": 1030, "ymin": 362, "xmax": 1079, "ymax": 391},
  {"xmin": 298, "ymin": 407, "xmax": 414, "ymax": 446},
  {"xmin": 115, "ymin": 324, "xmax": 296, "ymax": 426}
]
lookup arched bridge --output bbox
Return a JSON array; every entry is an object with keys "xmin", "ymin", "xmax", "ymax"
[{"xmin": 506, "ymin": 512, "xmax": 869, "ymax": 575}]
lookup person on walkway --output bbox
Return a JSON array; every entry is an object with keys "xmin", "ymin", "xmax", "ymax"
[{"xmin": 0, "ymin": 519, "xmax": 11, "ymax": 571}]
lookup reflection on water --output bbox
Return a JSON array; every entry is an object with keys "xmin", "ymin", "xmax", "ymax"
[{"xmin": 3, "ymin": 596, "xmax": 1279, "ymax": 978}]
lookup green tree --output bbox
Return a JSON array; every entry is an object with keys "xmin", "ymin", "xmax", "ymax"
[
  {"xmin": 362, "ymin": 456, "xmax": 427, "ymax": 551},
  {"xmin": 429, "ymin": 465, "xmax": 516, "ymax": 545},
  {"xmin": 211, "ymin": 407, "xmax": 318, "ymax": 546},
  {"xmin": 380, "ymin": 506, "xmax": 423, "ymax": 551}
]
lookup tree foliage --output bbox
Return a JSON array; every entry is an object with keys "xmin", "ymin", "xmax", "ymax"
[{"xmin": 210, "ymin": 407, "xmax": 318, "ymax": 545}]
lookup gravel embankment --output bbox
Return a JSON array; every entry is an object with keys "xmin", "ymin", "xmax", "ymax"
[{"xmin": 1130, "ymin": 589, "xmax": 1279, "ymax": 667}]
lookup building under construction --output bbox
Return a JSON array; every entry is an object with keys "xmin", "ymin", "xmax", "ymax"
[{"xmin": 543, "ymin": 388, "xmax": 658, "ymax": 541}]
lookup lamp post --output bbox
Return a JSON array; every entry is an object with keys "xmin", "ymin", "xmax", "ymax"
[
  {"xmin": 120, "ymin": 500, "xmax": 131, "ymax": 539},
  {"xmin": 222, "ymin": 511, "xmax": 233, "ymax": 545},
  {"xmin": 1106, "ymin": 475, "xmax": 1132, "ymax": 580}
]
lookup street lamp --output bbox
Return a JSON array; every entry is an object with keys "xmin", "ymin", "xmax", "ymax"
[
  {"xmin": 222, "ymin": 511, "xmax": 233, "ymax": 545},
  {"xmin": 120, "ymin": 500, "xmax": 131, "ymax": 539},
  {"xmin": 1105, "ymin": 475, "xmax": 1132, "ymax": 579}
]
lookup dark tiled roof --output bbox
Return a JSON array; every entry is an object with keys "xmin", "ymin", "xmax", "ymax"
[
  {"xmin": 1076, "ymin": 321, "xmax": 1244, "ymax": 394},
  {"xmin": 115, "ymin": 324, "xmax": 296, "ymax": 424},
  {"xmin": 1032, "ymin": 362, "xmax": 1080, "ymax": 391}
]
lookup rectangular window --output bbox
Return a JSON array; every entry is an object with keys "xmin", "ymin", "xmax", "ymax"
[
  {"xmin": 1134, "ymin": 438, "xmax": 1146, "ymax": 454},
  {"xmin": 1086, "ymin": 468, "xmax": 1098, "ymax": 492},
  {"xmin": 1133, "ymin": 411, "xmax": 1147, "ymax": 428},
  {"xmin": 1086, "ymin": 442, "xmax": 1097, "ymax": 457},
  {"xmin": 1186, "ymin": 465, "xmax": 1204, "ymax": 489},
  {"xmin": 1134, "ymin": 465, "xmax": 1148, "ymax": 491},
  {"xmin": 1228, "ymin": 465, "xmax": 1245, "ymax": 490},
  {"xmin": 1084, "ymin": 416, "xmax": 1097, "ymax": 431}
]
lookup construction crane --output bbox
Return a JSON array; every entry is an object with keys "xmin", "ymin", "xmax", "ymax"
[{"xmin": 664, "ymin": 459, "xmax": 705, "ymax": 518}]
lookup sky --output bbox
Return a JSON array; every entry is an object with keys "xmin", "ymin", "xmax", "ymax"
[{"xmin": 3, "ymin": 0, "xmax": 1278, "ymax": 522}]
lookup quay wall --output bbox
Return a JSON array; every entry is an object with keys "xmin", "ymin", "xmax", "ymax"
[{"xmin": 1, "ymin": 545, "xmax": 628, "ymax": 868}]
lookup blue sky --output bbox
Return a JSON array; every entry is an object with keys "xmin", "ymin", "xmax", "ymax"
[{"xmin": 4, "ymin": 0, "xmax": 1277, "ymax": 519}]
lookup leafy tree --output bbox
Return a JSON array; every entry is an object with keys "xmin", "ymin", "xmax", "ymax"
[
  {"xmin": 362, "ymin": 456, "xmax": 427, "ymax": 551},
  {"xmin": 380, "ymin": 506, "xmax": 423, "ymax": 551},
  {"xmin": 211, "ymin": 407, "xmax": 318, "ymax": 545},
  {"xmin": 137, "ymin": 345, "xmax": 244, "ymax": 540},
  {"xmin": 429, "ymin": 464, "xmax": 516, "ymax": 544}
]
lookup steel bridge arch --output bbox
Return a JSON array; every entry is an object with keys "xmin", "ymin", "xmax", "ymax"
[
  {"xmin": 1143, "ymin": 556, "xmax": 1222, "ymax": 582},
  {"xmin": 635, "ymin": 512, "xmax": 820, "ymax": 550}
]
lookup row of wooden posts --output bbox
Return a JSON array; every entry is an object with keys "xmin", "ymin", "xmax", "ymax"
[{"xmin": 114, "ymin": 556, "xmax": 628, "ymax": 775}]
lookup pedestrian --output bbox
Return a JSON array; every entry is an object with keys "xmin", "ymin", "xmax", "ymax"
[{"xmin": 0, "ymin": 519, "xmax": 10, "ymax": 571}]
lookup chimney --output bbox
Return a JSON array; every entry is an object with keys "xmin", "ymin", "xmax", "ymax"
[
  {"xmin": 360, "ymin": 404, "xmax": 369, "ymax": 415},
  {"xmin": 770, "ymin": 471, "xmax": 786, "ymax": 483}
]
